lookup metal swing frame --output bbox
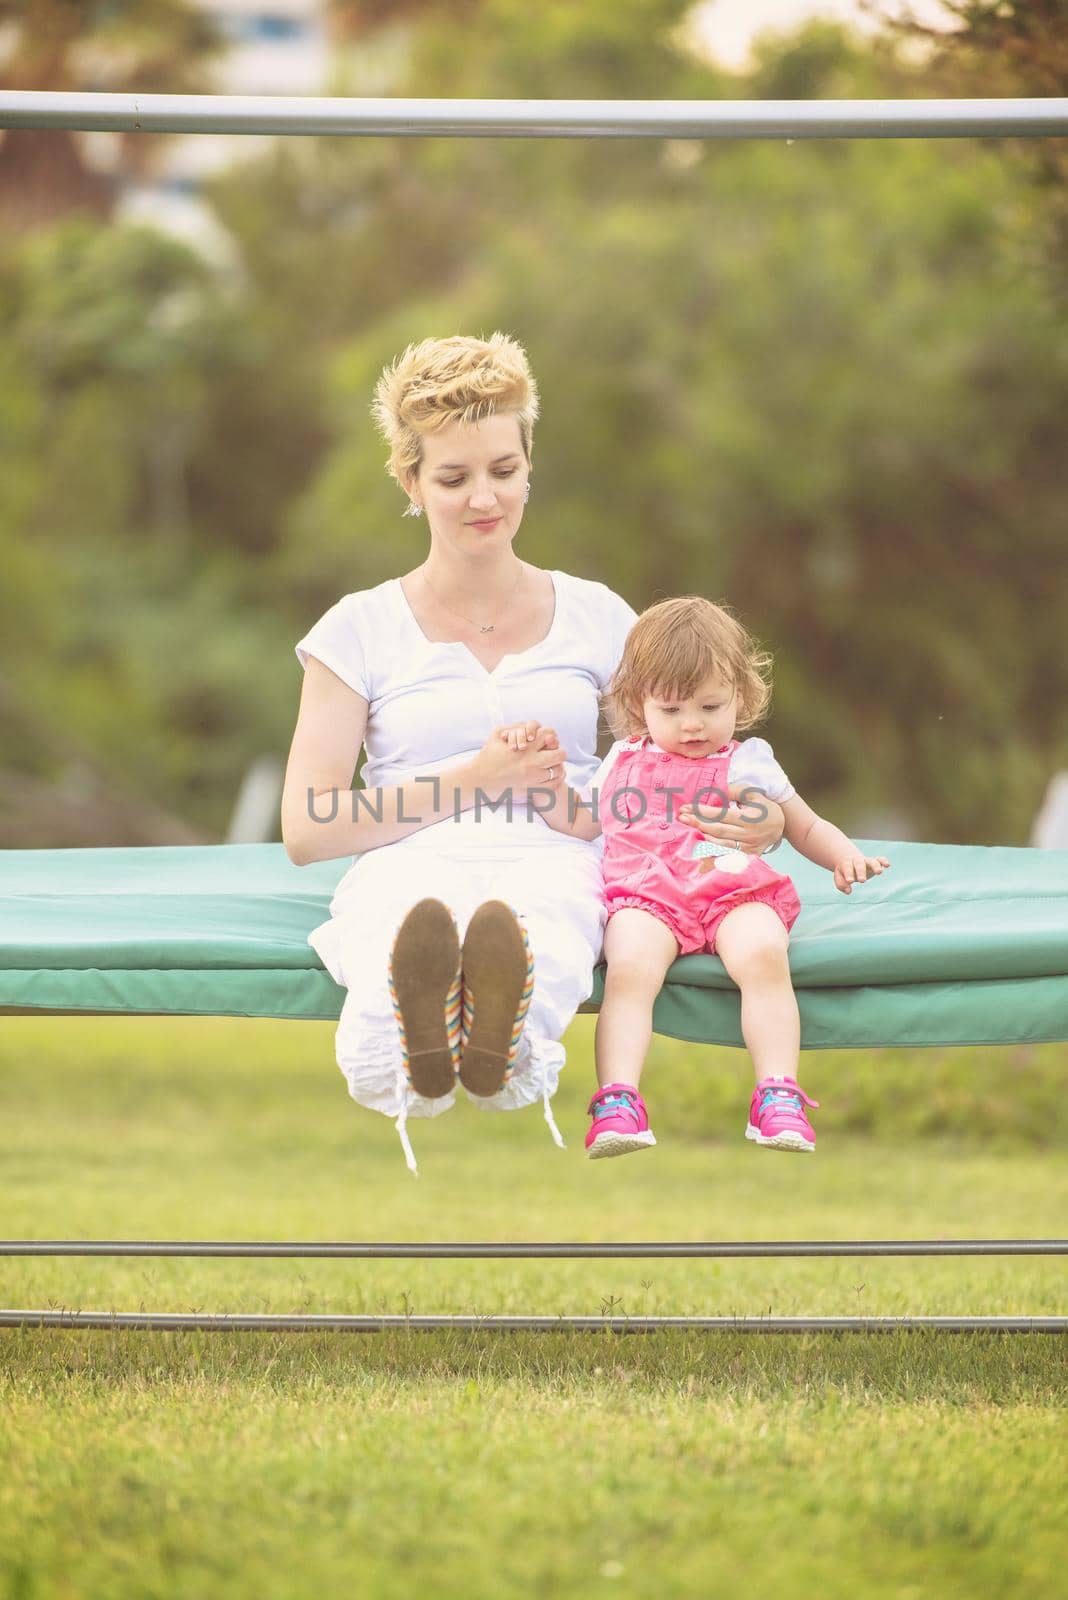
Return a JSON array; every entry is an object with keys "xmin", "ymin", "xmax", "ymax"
[
  {"xmin": 2, "ymin": 89, "xmax": 1066, "ymax": 1335},
  {"xmin": 2, "ymin": 1239, "xmax": 1066, "ymax": 1333}
]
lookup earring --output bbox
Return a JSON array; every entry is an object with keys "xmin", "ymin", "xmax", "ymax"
[
  {"xmin": 523, "ymin": 483, "xmax": 530, "ymax": 503},
  {"xmin": 404, "ymin": 501, "xmax": 423, "ymax": 518}
]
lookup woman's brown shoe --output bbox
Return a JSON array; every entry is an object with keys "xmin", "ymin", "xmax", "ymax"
[
  {"xmin": 387, "ymin": 898, "xmax": 463, "ymax": 1099},
  {"xmin": 459, "ymin": 900, "xmax": 535, "ymax": 1097}
]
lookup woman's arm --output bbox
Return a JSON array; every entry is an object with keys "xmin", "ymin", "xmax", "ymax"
[
  {"xmin": 281, "ymin": 659, "xmax": 490, "ymax": 864},
  {"xmin": 282, "ymin": 662, "xmax": 573, "ymax": 866},
  {"xmin": 679, "ymin": 785, "xmax": 785, "ymax": 855}
]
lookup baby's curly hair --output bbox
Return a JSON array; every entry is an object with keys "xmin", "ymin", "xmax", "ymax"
[
  {"xmin": 371, "ymin": 332, "xmax": 539, "ymax": 492},
  {"xmin": 604, "ymin": 596, "xmax": 774, "ymax": 740}
]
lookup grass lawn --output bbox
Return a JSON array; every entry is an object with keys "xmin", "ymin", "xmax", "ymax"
[{"xmin": 1, "ymin": 1015, "xmax": 1066, "ymax": 1599}]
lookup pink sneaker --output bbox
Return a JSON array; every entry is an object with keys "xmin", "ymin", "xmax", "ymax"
[
  {"xmin": 746, "ymin": 1076, "xmax": 820, "ymax": 1153},
  {"xmin": 586, "ymin": 1083, "xmax": 657, "ymax": 1160}
]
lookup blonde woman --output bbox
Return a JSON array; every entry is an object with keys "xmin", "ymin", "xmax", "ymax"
[{"xmin": 282, "ymin": 333, "xmax": 786, "ymax": 1172}]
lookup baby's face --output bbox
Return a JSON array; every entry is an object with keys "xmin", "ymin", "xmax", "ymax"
[{"xmin": 642, "ymin": 674, "xmax": 738, "ymax": 758}]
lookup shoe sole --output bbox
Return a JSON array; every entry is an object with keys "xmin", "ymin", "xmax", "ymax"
[
  {"xmin": 459, "ymin": 901, "xmax": 531, "ymax": 1097},
  {"xmin": 586, "ymin": 1130, "xmax": 657, "ymax": 1160},
  {"xmin": 745, "ymin": 1124, "xmax": 814, "ymax": 1152},
  {"xmin": 389, "ymin": 898, "xmax": 462, "ymax": 1099}
]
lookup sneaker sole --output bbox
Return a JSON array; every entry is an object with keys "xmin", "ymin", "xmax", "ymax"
[
  {"xmin": 389, "ymin": 899, "xmax": 462, "ymax": 1099},
  {"xmin": 459, "ymin": 901, "xmax": 531, "ymax": 1098},
  {"xmin": 587, "ymin": 1130, "xmax": 658, "ymax": 1160},
  {"xmin": 745, "ymin": 1124, "xmax": 814, "ymax": 1152}
]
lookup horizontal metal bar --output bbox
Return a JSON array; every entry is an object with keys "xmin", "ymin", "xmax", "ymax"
[
  {"xmin": 1, "ymin": 93, "xmax": 1067, "ymax": 140},
  {"xmin": 2, "ymin": 1239, "xmax": 1064, "ymax": 1257},
  {"xmin": 1, "ymin": 1310, "xmax": 1063, "ymax": 1333}
]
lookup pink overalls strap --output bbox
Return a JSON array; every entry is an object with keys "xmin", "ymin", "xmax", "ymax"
[{"xmin": 599, "ymin": 737, "xmax": 740, "ymax": 872}]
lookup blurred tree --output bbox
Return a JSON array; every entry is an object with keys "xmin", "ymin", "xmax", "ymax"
[
  {"xmin": 202, "ymin": 0, "xmax": 734, "ymax": 569},
  {"xmin": 275, "ymin": 7, "xmax": 1067, "ymax": 844},
  {"xmin": 327, "ymin": 0, "xmax": 477, "ymax": 35},
  {"xmin": 2, "ymin": 0, "xmax": 1065, "ymax": 849},
  {"xmin": 876, "ymin": 0, "xmax": 1068, "ymax": 95},
  {"xmin": 7, "ymin": 220, "xmax": 250, "ymax": 553},
  {"xmin": 0, "ymin": 0, "xmax": 224, "ymax": 231},
  {"xmin": 877, "ymin": 0, "xmax": 1068, "ymax": 276},
  {"xmin": 0, "ymin": 220, "xmax": 276, "ymax": 845}
]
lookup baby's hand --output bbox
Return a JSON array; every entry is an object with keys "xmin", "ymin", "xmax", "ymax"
[
  {"xmin": 833, "ymin": 855, "xmax": 891, "ymax": 895},
  {"xmin": 498, "ymin": 721, "xmax": 558, "ymax": 754}
]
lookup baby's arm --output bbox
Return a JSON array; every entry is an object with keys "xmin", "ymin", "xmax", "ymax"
[
  {"xmin": 781, "ymin": 795, "xmax": 890, "ymax": 894},
  {"xmin": 496, "ymin": 721, "xmax": 603, "ymax": 843}
]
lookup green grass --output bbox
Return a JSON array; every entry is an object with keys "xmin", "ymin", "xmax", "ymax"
[{"xmin": 1, "ymin": 1016, "xmax": 1066, "ymax": 1599}]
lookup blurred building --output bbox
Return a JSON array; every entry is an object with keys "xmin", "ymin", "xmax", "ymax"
[{"xmin": 114, "ymin": 1, "xmax": 332, "ymax": 265}]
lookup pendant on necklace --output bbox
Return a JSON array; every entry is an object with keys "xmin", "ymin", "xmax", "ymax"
[{"xmin": 480, "ymin": 624, "xmax": 494, "ymax": 633}]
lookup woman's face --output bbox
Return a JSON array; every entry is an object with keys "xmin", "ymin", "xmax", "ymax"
[{"xmin": 406, "ymin": 413, "xmax": 529, "ymax": 554}]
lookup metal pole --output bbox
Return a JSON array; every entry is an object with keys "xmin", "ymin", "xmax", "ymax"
[
  {"xmin": 1, "ymin": 93, "xmax": 1067, "ymax": 140},
  {"xmin": 1, "ymin": 1310, "xmax": 1064, "ymax": 1333},
  {"xmin": 2, "ymin": 1238, "xmax": 1064, "ymax": 1257}
]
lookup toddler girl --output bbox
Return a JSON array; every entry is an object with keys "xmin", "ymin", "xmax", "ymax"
[{"xmin": 504, "ymin": 595, "xmax": 889, "ymax": 1158}]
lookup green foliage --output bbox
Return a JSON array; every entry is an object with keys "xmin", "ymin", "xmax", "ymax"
[
  {"xmin": 882, "ymin": 1, "xmax": 1068, "ymax": 98},
  {"xmin": 5, "ymin": 219, "xmax": 251, "ymax": 545},
  {"xmin": 1, "ymin": 4, "xmax": 1066, "ymax": 845},
  {"xmin": 282, "ymin": 124, "xmax": 1068, "ymax": 839}
]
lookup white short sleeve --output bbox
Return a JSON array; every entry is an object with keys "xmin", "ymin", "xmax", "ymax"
[
  {"xmin": 729, "ymin": 737, "xmax": 795, "ymax": 803},
  {"xmin": 294, "ymin": 594, "xmax": 371, "ymax": 703},
  {"xmin": 576, "ymin": 739, "xmax": 627, "ymax": 805},
  {"xmin": 594, "ymin": 585, "xmax": 639, "ymax": 691},
  {"xmin": 609, "ymin": 590, "xmax": 639, "ymax": 666}
]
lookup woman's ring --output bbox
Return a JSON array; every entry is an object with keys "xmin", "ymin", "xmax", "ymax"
[{"xmin": 547, "ymin": 766, "xmax": 556, "ymax": 781}]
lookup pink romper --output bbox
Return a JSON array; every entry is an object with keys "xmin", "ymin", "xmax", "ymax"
[{"xmin": 599, "ymin": 737, "xmax": 802, "ymax": 956}]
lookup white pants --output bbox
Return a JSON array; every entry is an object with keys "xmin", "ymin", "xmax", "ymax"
[{"xmin": 307, "ymin": 831, "xmax": 607, "ymax": 1127}]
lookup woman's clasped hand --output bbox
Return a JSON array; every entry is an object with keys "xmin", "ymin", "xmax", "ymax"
[
  {"xmin": 677, "ymin": 791, "xmax": 785, "ymax": 856},
  {"xmin": 470, "ymin": 721, "xmax": 567, "ymax": 801}
]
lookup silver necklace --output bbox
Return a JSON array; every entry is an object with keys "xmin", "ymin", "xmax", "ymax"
[{"xmin": 420, "ymin": 561, "xmax": 525, "ymax": 634}]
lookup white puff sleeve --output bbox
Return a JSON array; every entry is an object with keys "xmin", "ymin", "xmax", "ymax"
[
  {"xmin": 596, "ymin": 585, "xmax": 639, "ymax": 690},
  {"xmin": 575, "ymin": 740, "xmax": 626, "ymax": 806},
  {"xmin": 730, "ymin": 737, "xmax": 796, "ymax": 803}
]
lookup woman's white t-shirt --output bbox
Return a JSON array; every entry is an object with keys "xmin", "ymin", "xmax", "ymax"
[{"xmin": 295, "ymin": 569, "xmax": 638, "ymax": 855}]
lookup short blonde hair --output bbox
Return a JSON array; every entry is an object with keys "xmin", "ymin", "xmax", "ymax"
[
  {"xmin": 371, "ymin": 332, "xmax": 539, "ymax": 491},
  {"xmin": 604, "ymin": 596, "xmax": 774, "ymax": 739}
]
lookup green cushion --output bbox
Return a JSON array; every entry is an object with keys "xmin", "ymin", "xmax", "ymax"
[{"xmin": 1, "ymin": 841, "xmax": 1065, "ymax": 1048}]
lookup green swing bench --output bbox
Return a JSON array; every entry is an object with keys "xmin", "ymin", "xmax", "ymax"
[{"xmin": 2, "ymin": 837, "xmax": 1066, "ymax": 1334}]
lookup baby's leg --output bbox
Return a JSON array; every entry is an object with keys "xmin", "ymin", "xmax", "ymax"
[
  {"xmin": 713, "ymin": 903, "xmax": 799, "ymax": 1080},
  {"xmin": 596, "ymin": 908, "xmax": 680, "ymax": 1089}
]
